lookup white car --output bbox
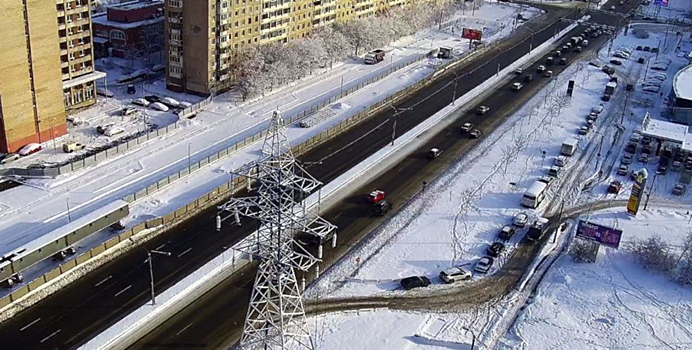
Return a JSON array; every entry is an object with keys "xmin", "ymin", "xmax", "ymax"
[
  {"xmin": 651, "ymin": 63, "xmax": 668, "ymax": 71},
  {"xmin": 512, "ymin": 82, "xmax": 523, "ymax": 91},
  {"xmin": 132, "ymin": 98, "xmax": 150, "ymax": 107},
  {"xmin": 642, "ymin": 85, "xmax": 660, "ymax": 93},
  {"xmin": 460, "ymin": 122, "xmax": 473, "ymax": 132},
  {"xmin": 513, "ymin": 212, "xmax": 529, "ymax": 227},
  {"xmin": 554, "ymin": 156, "xmax": 567, "ymax": 167},
  {"xmin": 477, "ymin": 105, "xmax": 490, "ymax": 115},
  {"xmin": 151, "ymin": 102, "xmax": 170, "ymax": 112},
  {"xmin": 104, "ymin": 126, "xmax": 125, "ymax": 137},
  {"xmin": 613, "ymin": 51, "xmax": 629, "ymax": 59},
  {"xmin": 474, "ymin": 257, "xmax": 494, "ymax": 274},
  {"xmin": 179, "ymin": 101, "xmax": 193, "ymax": 108},
  {"xmin": 160, "ymin": 97, "xmax": 180, "ymax": 108},
  {"xmin": 439, "ymin": 267, "xmax": 471, "ymax": 283}
]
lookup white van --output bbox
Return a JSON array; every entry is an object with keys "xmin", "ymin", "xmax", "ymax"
[{"xmin": 522, "ymin": 181, "xmax": 548, "ymax": 208}]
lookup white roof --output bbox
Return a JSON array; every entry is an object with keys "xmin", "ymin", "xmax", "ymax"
[
  {"xmin": 673, "ymin": 64, "xmax": 692, "ymax": 101},
  {"xmin": 682, "ymin": 133, "xmax": 692, "ymax": 153},
  {"xmin": 641, "ymin": 116, "xmax": 688, "ymax": 143},
  {"xmin": 7, "ymin": 200, "xmax": 128, "ymax": 259},
  {"xmin": 525, "ymin": 181, "xmax": 548, "ymax": 197},
  {"xmin": 92, "ymin": 14, "xmax": 164, "ymax": 30},
  {"xmin": 62, "ymin": 71, "xmax": 107, "ymax": 89},
  {"xmin": 563, "ymin": 137, "xmax": 579, "ymax": 146}
]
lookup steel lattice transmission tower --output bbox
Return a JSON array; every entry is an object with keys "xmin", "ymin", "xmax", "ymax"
[{"xmin": 218, "ymin": 110, "xmax": 336, "ymax": 350}]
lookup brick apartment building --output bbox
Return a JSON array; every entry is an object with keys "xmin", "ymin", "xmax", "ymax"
[
  {"xmin": 92, "ymin": 0, "xmax": 165, "ymax": 59},
  {"xmin": 164, "ymin": 0, "xmax": 413, "ymax": 96},
  {"xmin": 0, "ymin": 0, "xmax": 103, "ymax": 153}
]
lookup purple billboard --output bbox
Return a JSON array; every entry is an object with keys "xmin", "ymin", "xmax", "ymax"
[{"xmin": 576, "ymin": 220, "xmax": 623, "ymax": 249}]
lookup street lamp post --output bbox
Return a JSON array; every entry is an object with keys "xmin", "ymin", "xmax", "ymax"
[
  {"xmin": 451, "ymin": 72, "xmax": 458, "ymax": 105},
  {"xmin": 143, "ymin": 246, "xmax": 171, "ymax": 305},
  {"xmin": 187, "ymin": 143, "xmax": 192, "ymax": 170}
]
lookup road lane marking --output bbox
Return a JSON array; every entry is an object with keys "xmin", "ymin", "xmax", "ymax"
[
  {"xmin": 114, "ymin": 285, "xmax": 132, "ymax": 297},
  {"xmin": 155, "ymin": 243, "xmax": 166, "ymax": 250},
  {"xmin": 177, "ymin": 247, "xmax": 192, "ymax": 258},
  {"xmin": 176, "ymin": 322, "xmax": 193, "ymax": 336},
  {"xmin": 94, "ymin": 275, "xmax": 112, "ymax": 287},
  {"xmin": 20, "ymin": 318, "xmax": 41, "ymax": 332},
  {"xmin": 40, "ymin": 329, "xmax": 61, "ymax": 343}
]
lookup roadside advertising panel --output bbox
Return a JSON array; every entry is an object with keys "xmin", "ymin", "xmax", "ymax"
[{"xmin": 576, "ymin": 220, "xmax": 623, "ymax": 249}]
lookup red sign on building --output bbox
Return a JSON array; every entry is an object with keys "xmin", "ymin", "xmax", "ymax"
[{"xmin": 461, "ymin": 28, "xmax": 483, "ymax": 41}]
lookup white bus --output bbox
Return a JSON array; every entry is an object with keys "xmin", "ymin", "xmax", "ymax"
[{"xmin": 522, "ymin": 181, "xmax": 548, "ymax": 208}]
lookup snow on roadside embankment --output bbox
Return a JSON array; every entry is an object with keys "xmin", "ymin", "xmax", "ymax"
[{"xmin": 500, "ymin": 207, "xmax": 692, "ymax": 350}]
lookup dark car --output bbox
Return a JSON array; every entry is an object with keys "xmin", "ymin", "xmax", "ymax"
[
  {"xmin": 127, "ymin": 84, "xmax": 136, "ymax": 94},
  {"xmin": 400, "ymin": 276, "xmax": 431, "ymax": 290},
  {"xmin": 608, "ymin": 181, "xmax": 622, "ymax": 194},
  {"xmin": 469, "ymin": 129, "xmax": 483, "ymax": 139},
  {"xmin": 625, "ymin": 142, "xmax": 637, "ymax": 154},
  {"xmin": 610, "ymin": 59, "xmax": 623, "ymax": 66},
  {"xmin": 499, "ymin": 225, "xmax": 516, "ymax": 240},
  {"xmin": 144, "ymin": 95, "xmax": 162, "ymax": 103},
  {"xmin": 373, "ymin": 200, "xmax": 392, "ymax": 216},
  {"xmin": 486, "ymin": 242, "xmax": 506, "ymax": 257},
  {"xmin": 523, "ymin": 74, "xmax": 534, "ymax": 82}
]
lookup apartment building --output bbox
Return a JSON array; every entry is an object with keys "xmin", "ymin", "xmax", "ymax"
[
  {"xmin": 0, "ymin": 0, "xmax": 103, "ymax": 153},
  {"xmin": 165, "ymin": 0, "xmax": 411, "ymax": 95},
  {"xmin": 57, "ymin": 0, "xmax": 105, "ymax": 111}
]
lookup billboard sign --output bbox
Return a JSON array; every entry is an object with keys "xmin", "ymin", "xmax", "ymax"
[
  {"xmin": 627, "ymin": 168, "xmax": 648, "ymax": 215},
  {"xmin": 576, "ymin": 220, "xmax": 623, "ymax": 249},
  {"xmin": 462, "ymin": 28, "xmax": 483, "ymax": 41},
  {"xmin": 654, "ymin": 0, "xmax": 669, "ymax": 7}
]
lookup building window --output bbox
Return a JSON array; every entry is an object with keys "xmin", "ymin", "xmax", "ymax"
[{"xmin": 110, "ymin": 30, "xmax": 126, "ymax": 41}]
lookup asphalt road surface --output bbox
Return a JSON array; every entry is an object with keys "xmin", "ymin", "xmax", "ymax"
[
  {"xmin": 0, "ymin": 2, "xmax": 638, "ymax": 349},
  {"xmin": 130, "ymin": 5, "xmax": 639, "ymax": 350}
]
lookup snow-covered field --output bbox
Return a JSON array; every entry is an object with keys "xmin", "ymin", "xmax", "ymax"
[{"xmin": 300, "ymin": 21, "xmax": 692, "ymax": 350}]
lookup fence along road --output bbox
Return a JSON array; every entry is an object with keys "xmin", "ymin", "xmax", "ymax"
[{"xmin": 0, "ymin": 5, "xmax": 583, "ymax": 349}]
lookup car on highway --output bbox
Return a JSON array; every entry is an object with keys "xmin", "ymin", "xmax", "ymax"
[
  {"xmin": 575, "ymin": 46, "xmax": 583, "ymax": 53},
  {"xmin": 617, "ymin": 165, "xmax": 628, "ymax": 176},
  {"xmin": 474, "ymin": 256, "xmax": 494, "ymax": 274},
  {"xmin": 546, "ymin": 57, "xmax": 554, "ymax": 65},
  {"xmin": 673, "ymin": 183, "xmax": 687, "ymax": 196},
  {"xmin": 439, "ymin": 267, "xmax": 471, "ymax": 283},
  {"xmin": 512, "ymin": 82, "xmax": 523, "ymax": 91},
  {"xmin": 523, "ymin": 74, "xmax": 534, "ymax": 82},
  {"xmin": 486, "ymin": 242, "xmax": 506, "ymax": 258},
  {"xmin": 608, "ymin": 180, "xmax": 622, "ymax": 194},
  {"xmin": 537, "ymin": 65, "xmax": 546, "ymax": 73},
  {"xmin": 477, "ymin": 105, "xmax": 490, "ymax": 115},
  {"xmin": 368, "ymin": 189, "xmax": 386, "ymax": 203},
  {"xmin": 499, "ymin": 225, "xmax": 516, "ymax": 240},
  {"xmin": 543, "ymin": 70, "xmax": 553, "ymax": 78},
  {"xmin": 428, "ymin": 148, "xmax": 442, "ymax": 159},
  {"xmin": 513, "ymin": 212, "xmax": 529, "ymax": 227},
  {"xmin": 373, "ymin": 200, "xmax": 392, "ymax": 216},
  {"xmin": 460, "ymin": 122, "xmax": 474, "ymax": 133},
  {"xmin": 400, "ymin": 276, "xmax": 431, "ymax": 290},
  {"xmin": 554, "ymin": 156, "xmax": 567, "ymax": 167},
  {"xmin": 0, "ymin": 153, "xmax": 20, "ymax": 165},
  {"xmin": 559, "ymin": 58, "xmax": 567, "ymax": 65},
  {"xmin": 514, "ymin": 68, "xmax": 523, "ymax": 74},
  {"xmin": 18, "ymin": 143, "xmax": 42, "ymax": 156},
  {"xmin": 470, "ymin": 129, "xmax": 483, "ymax": 139}
]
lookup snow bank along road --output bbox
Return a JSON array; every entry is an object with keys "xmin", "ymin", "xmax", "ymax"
[
  {"xmin": 128, "ymin": 10, "xmax": 634, "ymax": 350},
  {"xmin": 0, "ymin": 4, "xmax": 583, "ymax": 349}
]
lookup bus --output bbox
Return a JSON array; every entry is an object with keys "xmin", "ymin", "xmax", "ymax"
[{"xmin": 522, "ymin": 181, "xmax": 548, "ymax": 208}]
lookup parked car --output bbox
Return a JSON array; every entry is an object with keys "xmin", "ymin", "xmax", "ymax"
[
  {"xmin": 617, "ymin": 165, "xmax": 628, "ymax": 176},
  {"xmin": 62, "ymin": 141, "xmax": 85, "ymax": 153},
  {"xmin": 122, "ymin": 107, "xmax": 138, "ymax": 116},
  {"xmin": 513, "ymin": 212, "xmax": 529, "ymax": 227},
  {"xmin": 673, "ymin": 183, "xmax": 687, "ymax": 196},
  {"xmin": 18, "ymin": 143, "xmax": 42, "ymax": 156},
  {"xmin": 474, "ymin": 257, "xmax": 494, "ymax": 274},
  {"xmin": 151, "ymin": 102, "xmax": 170, "ymax": 112},
  {"xmin": 428, "ymin": 148, "xmax": 442, "ymax": 159},
  {"xmin": 470, "ymin": 129, "xmax": 483, "ymax": 139},
  {"xmin": 104, "ymin": 126, "xmax": 125, "ymax": 137},
  {"xmin": 373, "ymin": 200, "xmax": 392, "ymax": 216},
  {"xmin": 486, "ymin": 242, "xmax": 506, "ymax": 258},
  {"xmin": 610, "ymin": 59, "xmax": 623, "ymax": 66},
  {"xmin": 0, "ymin": 153, "xmax": 20, "ymax": 164},
  {"xmin": 439, "ymin": 267, "xmax": 471, "ymax": 284},
  {"xmin": 161, "ymin": 97, "xmax": 180, "ymax": 108},
  {"xmin": 499, "ymin": 225, "xmax": 516, "ymax": 240},
  {"xmin": 621, "ymin": 154, "xmax": 633, "ymax": 165},
  {"xmin": 512, "ymin": 82, "xmax": 523, "ymax": 91},
  {"xmin": 638, "ymin": 154, "xmax": 649, "ymax": 163},
  {"xmin": 460, "ymin": 122, "xmax": 474, "ymax": 133},
  {"xmin": 554, "ymin": 156, "xmax": 567, "ymax": 167},
  {"xmin": 400, "ymin": 276, "xmax": 431, "ymax": 290},
  {"xmin": 538, "ymin": 175, "xmax": 554, "ymax": 186},
  {"xmin": 579, "ymin": 126, "xmax": 589, "ymax": 135},
  {"xmin": 367, "ymin": 189, "xmax": 386, "ymax": 203},
  {"xmin": 608, "ymin": 180, "xmax": 622, "ymax": 194},
  {"xmin": 144, "ymin": 95, "xmax": 162, "ymax": 103},
  {"xmin": 132, "ymin": 98, "xmax": 150, "ymax": 107},
  {"xmin": 126, "ymin": 84, "xmax": 136, "ymax": 94},
  {"xmin": 96, "ymin": 123, "xmax": 113, "ymax": 134},
  {"xmin": 477, "ymin": 105, "xmax": 490, "ymax": 115}
]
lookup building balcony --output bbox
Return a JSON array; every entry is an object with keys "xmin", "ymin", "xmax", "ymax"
[{"xmin": 70, "ymin": 54, "xmax": 92, "ymax": 65}]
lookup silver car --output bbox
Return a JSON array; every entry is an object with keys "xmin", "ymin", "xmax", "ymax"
[{"xmin": 439, "ymin": 267, "xmax": 471, "ymax": 283}]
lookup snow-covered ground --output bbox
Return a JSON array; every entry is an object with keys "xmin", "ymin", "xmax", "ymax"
[
  {"xmin": 298, "ymin": 22, "xmax": 692, "ymax": 350},
  {"xmin": 638, "ymin": 0, "xmax": 692, "ymax": 23}
]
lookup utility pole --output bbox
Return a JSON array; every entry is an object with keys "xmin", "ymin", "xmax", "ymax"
[
  {"xmin": 621, "ymin": 92, "xmax": 630, "ymax": 124},
  {"xmin": 146, "ymin": 249, "xmax": 171, "ymax": 305},
  {"xmin": 389, "ymin": 105, "xmax": 412, "ymax": 146},
  {"xmin": 451, "ymin": 73, "xmax": 458, "ymax": 105},
  {"xmin": 644, "ymin": 173, "xmax": 658, "ymax": 210}
]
